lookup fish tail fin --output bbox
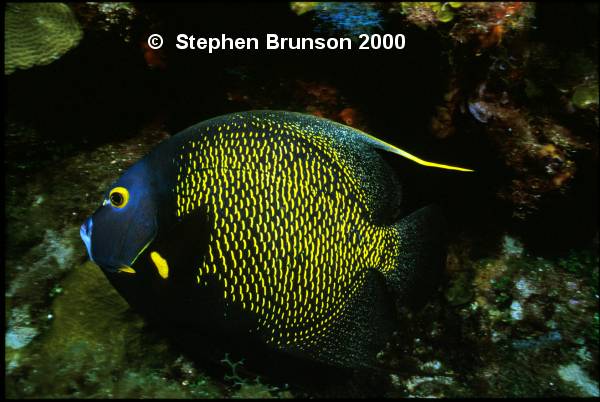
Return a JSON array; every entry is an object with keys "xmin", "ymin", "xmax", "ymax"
[{"xmin": 382, "ymin": 205, "xmax": 447, "ymax": 306}]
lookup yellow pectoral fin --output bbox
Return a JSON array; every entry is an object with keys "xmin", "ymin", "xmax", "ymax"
[
  {"xmin": 150, "ymin": 251, "xmax": 169, "ymax": 279},
  {"xmin": 118, "ymin": 266, "xmax": 136, "ymax": 274}
]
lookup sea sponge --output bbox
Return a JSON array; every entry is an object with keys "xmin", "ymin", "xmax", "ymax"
[{"xmin": 5, "ymin": 3, "xmax": 83, "ymax": 75}]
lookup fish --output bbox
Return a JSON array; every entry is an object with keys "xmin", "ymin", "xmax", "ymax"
[{"xmin": 80, "ymin": 110, "xmax": 472, "ymax": 369}]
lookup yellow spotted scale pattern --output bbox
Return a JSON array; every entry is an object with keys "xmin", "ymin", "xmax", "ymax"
[{"xmin": 174, "ymin": 115, "xmax": 401, "ymax": 350}]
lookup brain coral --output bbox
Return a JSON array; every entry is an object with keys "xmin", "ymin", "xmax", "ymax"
[{"xmin": 5, "ymin": 3, "xmax": 83, "ymax": 75}]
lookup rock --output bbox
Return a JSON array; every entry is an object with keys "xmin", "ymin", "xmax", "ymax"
[{"xmin": 558, "ymin": 363, "xmax": 599, "ymax": 397}]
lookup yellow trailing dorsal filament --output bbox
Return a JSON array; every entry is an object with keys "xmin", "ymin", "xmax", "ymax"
[
  {"xmin": 150, "ymin": 251, "xmax": 169, "ymax": 279},
  {"xmin": 118, "ymin": 266, "xmax": 136, "ymax": 274},
  {"xmin": 389, "ymin": 146, "xmax": 474, "ymax": 172},
  {"xmin": 361, "ymin": 131, "xmax": 474, "ymax": 172}
]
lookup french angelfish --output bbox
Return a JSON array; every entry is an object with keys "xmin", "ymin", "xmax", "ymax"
[{"xmin": 80, "ymin": 110, "xmax": 472, "ymax": 368}]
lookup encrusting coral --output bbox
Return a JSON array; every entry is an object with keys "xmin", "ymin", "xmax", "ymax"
[{"xmin": 5, "ymin": 3, "xmax": 83, "ymax": 75}]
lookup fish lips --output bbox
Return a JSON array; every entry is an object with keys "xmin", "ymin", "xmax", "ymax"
[
  {"xmin": 80, "ymin": 216, "xmax": 94, "ymax": 262},
  {"xmin": 80, "ymin": 214, "xmax": 157, "ymax": 274}
]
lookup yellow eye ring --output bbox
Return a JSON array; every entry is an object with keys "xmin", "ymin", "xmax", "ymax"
[{"xmin": 109, "ymin": 187, "xmax": 129, "ymax": 208}]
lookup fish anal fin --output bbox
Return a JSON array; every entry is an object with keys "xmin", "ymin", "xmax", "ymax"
[{"xmin": 283, "ymin": 269, "xmax": 395, "ymax": 369}]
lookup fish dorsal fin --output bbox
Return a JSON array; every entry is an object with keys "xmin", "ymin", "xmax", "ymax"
[{"xmin": 359, "ymin": 131, "xmax": 474, "ymax": 172}]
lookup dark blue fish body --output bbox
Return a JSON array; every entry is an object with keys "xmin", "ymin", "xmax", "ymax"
[{"xmin": 81, "ymin": 111, "xmax": 461, "ymax": 368}]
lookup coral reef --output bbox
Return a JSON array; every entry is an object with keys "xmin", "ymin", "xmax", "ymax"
[
  {"xmin": 5, "ymin": 3, "xmax": 83, "ymax": 75},
  {"xmin": 220, "ymin": 354, "xmax": 293, "ymax": 398},
  {"xmin": 466, "ymin": 86, "xmax": 589, "ymax": 218},
  {"xmin": 5, "ymin": 2, "xmax": 598, "ymax": 398},
  {"xmin": 418, "ymin": 3, "xmax": 597, "ymax": 219},
  {"xmin": 291, "ymin": 1, "xmax": 596, "ymax": 219},
  {"xmin": 290, "ymin": 2, "xmax": 319, "ymax": 16},
  {"xmin": 393, "ymin": 2, "xmax": 464, "ymax": 29},
  {"xmin": 6, "ymin": 261, "xmax": 225, "ymax": 398},
  {"xmin": 392, "ymin": 2, "xmax": 535, "ymax": 48},
  {"xmin": 292, "ymin": 2, "xmax": 384, "ymax": 36},
  {"xmin": 379, "ymin": 235, "xmax": 599, "ymax": 397},
  {"xmin": 71, "ymin": 2, "xmax": 137, "ymax": 39}
]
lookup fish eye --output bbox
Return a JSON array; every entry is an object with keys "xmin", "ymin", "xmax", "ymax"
[{"xmin": 109, "ymin": 187, "xmax": 129, "ymax": 208}]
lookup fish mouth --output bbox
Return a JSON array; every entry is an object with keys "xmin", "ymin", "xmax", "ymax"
[
  {"xmin": 81, "ymin": 217, "xmax": 137, "ymax": 275},
  {"xmin": 80, "ymin": 214, "xmax": 155, "ymax": 276},
  {"xmin": 80, "ymin": 217, "xmax": 94, "ymax": 262}
]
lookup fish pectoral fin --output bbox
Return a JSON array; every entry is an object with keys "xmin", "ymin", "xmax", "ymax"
[
  {"xmin": 360, "ymin": 131, "xmax": 474, "ymax": 172},
  {"xmin": 150, "ymin": 251, "xmax": 169, "ymax": 279}
]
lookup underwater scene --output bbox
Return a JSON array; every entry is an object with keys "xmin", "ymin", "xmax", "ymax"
[{"xmin": 4, "ymin": 2, "xmax": 599, "ymax": 398}]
